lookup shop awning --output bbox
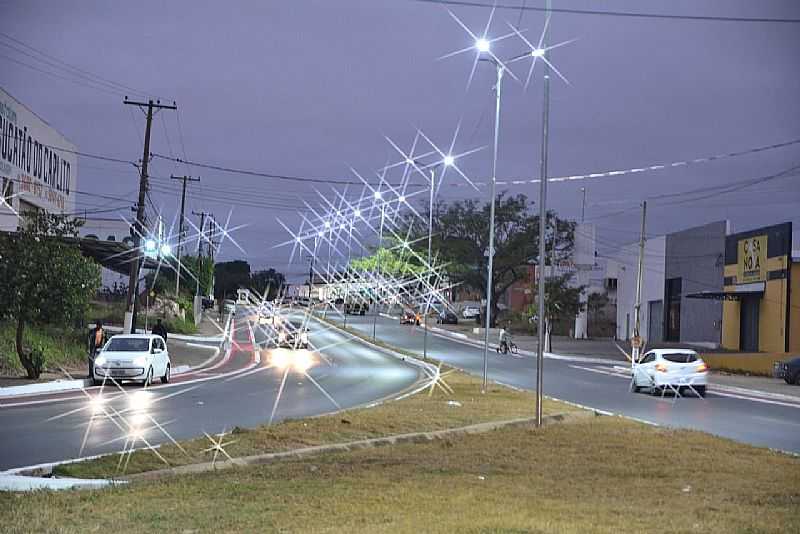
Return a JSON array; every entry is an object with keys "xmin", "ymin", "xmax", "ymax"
[{"xmin": 686, "ymin": 282, "xmax": 765, "ymax": 301}]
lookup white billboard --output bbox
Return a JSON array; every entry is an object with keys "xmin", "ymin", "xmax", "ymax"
[{"xmin": 0, "ymin": 87, "xmax": 77, "ymax": 231}]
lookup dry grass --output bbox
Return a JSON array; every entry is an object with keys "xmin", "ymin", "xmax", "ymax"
[
  {"xmin": 53, "ymin": 369, "xmax": 571, "ymax": 479},
  {"xmin": 2, "ymin": 417, "xmax": 798, "ymax": 533}
]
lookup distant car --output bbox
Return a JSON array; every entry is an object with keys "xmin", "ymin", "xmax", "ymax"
[
  {"xmin": 92, "ymin": 334, "xmax": 171, "ymax": 387},
  {"xmin": 277, "ymin": 322, "xmax": 310, "ymax": 349},
  {"xmin": 201, "ymin": 297, "xmax": 215, "ymax": 310},
  {"xmin": 774, "ymin": 356, "xmax": 800, "ymax": 385},
  {"xmin": 632, "ymin": 349, "xmax": 708, "ymax": 397},
  {"xmin": 437, "ymin": 310, "xmax": 459, "ymax": 325},
  {"xmin": 461, "ymin": 305, "xmax": 480, "ymax": 319},
  {"xmin": 223, "ymin": 299, "xmax": 236, "ymax": 314},
  {"xmin": 345, "ymin": 302, "xmax": 367, "ymax": 315},
  {"xmin": 258, "ymin": 312, "xmax": 273, "ymax": 326},
  {"xmin": 401, "ymin": 311, "xmax": 420, "ymax": 325}
]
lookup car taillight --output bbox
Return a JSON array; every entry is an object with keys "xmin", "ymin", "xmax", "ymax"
[
  {"xmin": 655, "ymin": 363, "xmax": 668, "ymax": 373},
  {"xmin": 696, "ymin": 363, "xmax": 709, "ymax": 373}
]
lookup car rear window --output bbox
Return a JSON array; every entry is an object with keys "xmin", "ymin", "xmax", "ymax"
[
  {"xmin": 106, "ymin": 338, "xmax": 150, "ymax": 352},
  {"xmin": 662, "ymin": 353, "xmax": 698, "ymax": 363}
]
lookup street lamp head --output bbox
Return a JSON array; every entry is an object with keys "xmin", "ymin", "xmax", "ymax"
[
  {"xmin": 354, "ymin": 209, "xmax": 361, "ymax": 217},
  {"xmin": 399, "ymin": 195, "xmax": 406, "ymax": 203},
  {"xmin": 373, "ymin": 191, "xmax": 382, "ymax": 200},
  {"xmin": 405, "ymin": 158, "xmax": 414, "ymax": 165},
  {"xmin": 443, "ymin": 154, "xmax": 455, "ymax": 167},
  {"xmin": 531, "ymin": 48, "xmax": 545, "ymax": 58},
  {"xmin": 324, "ymin": 221, "xmax": 331, "ymax": 229},
  {"xmin": 317, "ymin": 231, "xmax": 324, "ymax": 238},
  {"xmin": 144, "ymin": 239, "xmax": 157, "ymax": 252},
  {"xmin": 475, "ymin": 38, "xmax": 491, "ymax": 53},
  {"xmin": 160, "ymin": 243, "xmax": 172, "ymax": 255}
]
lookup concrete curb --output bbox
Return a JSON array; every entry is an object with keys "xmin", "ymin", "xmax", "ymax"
[
  {"xmin": 0, "ymin": 378, "xmax": 93, "ymax": 398},
  {"xmin": 125, "ymin": 411, "xmax": 595, "ymax": 482}
]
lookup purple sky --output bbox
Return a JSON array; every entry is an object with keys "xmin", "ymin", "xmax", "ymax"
[{"xmin": 3, "ymin": 0, "xmax": 799, "ymax": 280}]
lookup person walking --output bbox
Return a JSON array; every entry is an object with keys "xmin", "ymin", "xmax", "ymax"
[
  {"xmin": 152, "ymin": 318, "xmax": 168, "ymax": 343},
  {"xmin": 87, "ymin": 321, "xmax": 106, "ymax": 377}
]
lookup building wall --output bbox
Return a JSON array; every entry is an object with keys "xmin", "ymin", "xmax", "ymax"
[
  {"xmin": 664, "ymin": 220, "xmax": 727, "ymax": 345},
  {"xmin": 614, "ymin": 236, "xmax": 666, "ymax": 341},
  {"xmin": 721, "ymin": 222, "xmax": 792, "ymax": 353},
  {"xmin": 791, "ymin": 263, "xmax": 800, "ymax": 353}
]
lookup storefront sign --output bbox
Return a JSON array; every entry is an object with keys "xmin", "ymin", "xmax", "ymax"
[{"xmin": 738, "ymin": 235, "xmax": 767, "ymax": 283}]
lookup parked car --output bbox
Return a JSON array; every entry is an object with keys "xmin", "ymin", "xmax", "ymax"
[
  {"xmin": 92, "ymin": 334, "xmax": 171, "ymax": 387},
  {"xmin": 401, "ymin": 311, "xmax": 420, "ymax": 325},
  {"xmin": 201, "ymin": 297, "xmax": 215, "ymax": 310},
  {"xmin": 461, "ymin": 305, "xmax": 480, "ymax": 319},
  {"xmin": 774, "ymin": 356, "xmax": 800, "ymax": 385},
  {"xmin": 437, "ymin": 310, "xmax": 459, "ymax": 325},
  {"xmin": 632, "ymin": 349, "xmax": 708, "ymax": 397},
  {"xmin": 223, "ymin": 299, "xmax": 236, "ymax": 314}
]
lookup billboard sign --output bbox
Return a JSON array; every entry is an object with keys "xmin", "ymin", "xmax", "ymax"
[
  {"xmin": 0, "ymin": 87, "xmax": 76, "ymax": 229},
  {"xmin": 737, "ymin": 235, "xmax": 767, "ymax": 284}
]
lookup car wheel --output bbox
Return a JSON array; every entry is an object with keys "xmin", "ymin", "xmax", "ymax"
[
  {"xmin": 650, "ymin": 385, "xmax": 662, "ymax": 396},
  {"xmin": 161, "ymin": 364, "xmax": 170, "ymax": 384},
  {"xmin": 143, "ymin": 367, "xmax": 153, "ymax": 387},
  {"xmin": 631, "ymin": 383, "xmax": 641, "ymax": 393},
  {"xmin": 695, "ymin": 385, "xmax": 706, "ymax": 397}
]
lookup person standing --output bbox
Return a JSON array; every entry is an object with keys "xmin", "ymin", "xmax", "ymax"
[
  {"xmin": 152, "ymin": 318, "xmax": 168, "ymax": 343},
  {"xmin": 87, "ymin": 321, "xmax": 106, "ymax": 377}
]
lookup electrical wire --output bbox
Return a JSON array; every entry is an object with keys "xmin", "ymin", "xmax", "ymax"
[{"xmin": 411, "ymin": 0, "xmax": 800, "ymax": 24}]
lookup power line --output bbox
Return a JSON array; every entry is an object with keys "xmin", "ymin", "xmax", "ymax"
[{"xmin": 412, "ymin": 0, "xmax": 800, "ymax": 24}]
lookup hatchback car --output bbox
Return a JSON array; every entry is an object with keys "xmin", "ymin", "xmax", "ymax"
[
  {"xmin": 92, "ymin": 334, "xmax": 171, "ymax": 387},
  {"xmin": 632, "ymin": 349, "xmax": 708, "ymax": 397},
  {"xmin": 437, "ymin": 310, "xmax": 459, "ymax": 325},
  {"xmin": 461, "ymin": 305, "xmax": 480, "ymax": 319},
  {"xmin": 774, "ymin": 356, "xmax": 800, "ymax": 385},
  {"xmin": 400, "ymin": 311, "xmax": 420, "ymax": 325},
  {"xmin": 277, "ymin": 322, "xmax": 310, "ymax": 349}
]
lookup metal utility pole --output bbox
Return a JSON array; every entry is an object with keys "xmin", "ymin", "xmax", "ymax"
[
  {"xmin": 423, "ymin": 168, "xmax": 435, "ymax": 362},
  {"xmin": 580, "ymin": 187, "xmax": 586, "ymax": 223},
  {"xmin": 481, "ymin": 62, "xmax": 503, "ymax": 394},
  {"xmin": 535, "ymin": 0, "xmax": 552, "ymax": 427},
  {"xmin": 123, "ymin": 98, "xmax": 177, "ymax": 334},
  {"xmin": 171, "ymin": 175, "xmax": 199, "ymax": 296},
  {"xmin": 632, "ymin": 201, "xmax": 647, "ymax": 368},
  {"xmin": 192, "ymin": 210, "xmax": 210, "ymax": 295},
  {"xmin": 372, "ymin": 202, "xmax": 385, "ymax": 341}
]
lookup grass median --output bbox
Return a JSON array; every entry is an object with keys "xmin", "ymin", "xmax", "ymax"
[
  {"xmin": 3, "ymin": 413, "xmax": 798, "ymax": 533},
  {"xmin": 53, "ymin": 369, "xmax": 572, "ymax": 479}
]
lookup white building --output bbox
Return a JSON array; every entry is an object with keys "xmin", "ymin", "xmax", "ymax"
[
  {"xmin": 0, "ymin": 87, "xmax": 76, "ymax": 231},
  {"xmin": 612, "ymin": 236, "xmax": 666, "ymax": 342}
]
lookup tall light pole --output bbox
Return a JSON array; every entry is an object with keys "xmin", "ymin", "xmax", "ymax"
[
  {"xmin": 480, "ymin": 56, "xmax": 504, "ymax": 394},
  {"xmin": 372, "ymin": 191, "xmax": 384, "ymax": 341},
  {"xmin": 535, "ymin": 0, "xmax": 553, "ymax": 428}
]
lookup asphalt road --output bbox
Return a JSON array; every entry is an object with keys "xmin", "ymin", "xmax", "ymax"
[
  {"xmin": 339, "ymin": 312, "xmax": 800, "ymax": 454},
  {"xmin": 0, "ymin": 310, "xmax": 421, "ymax": 471}
]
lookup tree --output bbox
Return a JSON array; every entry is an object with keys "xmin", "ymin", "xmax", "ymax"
[
  {"xmin": 144, "ymin": 254, "xmax": 214, "ymax": 298},
  {"xmin": 0, "ymin": 213, "xmax": 100, "ymax": 378},
  {"xmin": 407, "ymin": 193, "xmax": 574, "ymax": 327},
  {"xmin": 214, "ymin": 260, "xmax": 251, "ymax": 300},
  {"xmin": 527, "ymin": 273, "xmax": 585, "ymax": 351},
  {"xmin": 349, "ymin": 240, "xmax": 426, "ymax": 277},
  {"xmin": 250, "ymin": 268, "xmax": 286, "ymax": 300}
]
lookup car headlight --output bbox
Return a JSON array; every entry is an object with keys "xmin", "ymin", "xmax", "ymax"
[
  {"xmin": 94, "ymin": 356, "xmax": 107, "ymax": 367},
  {"xmin": 133, "ymin": 355, "xmax": 149, "ymax": 367}
]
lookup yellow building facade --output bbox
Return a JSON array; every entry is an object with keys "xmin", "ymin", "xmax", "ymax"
[{"xmin": 718, "ymin": 222, "xmax": 797, "ymax": 353}]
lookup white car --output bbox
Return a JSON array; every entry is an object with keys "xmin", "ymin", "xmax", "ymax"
[
  {"xmin": 92, "ymin": 334, "xmax": 171, "ymax": 387},
  {"xmin": 632, "ymin": 349, "xmax": 708, "ymax": 397},
  {"xmin": 462, "ymin": 305, "xmax": 480, "ymax": 319}
]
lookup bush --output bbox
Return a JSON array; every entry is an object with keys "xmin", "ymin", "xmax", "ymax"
[{"xmin": 0, "ymin": 322, "xmax": 86, "ymax": 376}]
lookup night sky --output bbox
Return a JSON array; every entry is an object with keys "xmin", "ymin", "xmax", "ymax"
[{"xmin": 2, "ymin": 0, "xmax": 799, "ymax": 281}]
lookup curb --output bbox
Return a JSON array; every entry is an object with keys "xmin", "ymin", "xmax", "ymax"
[
  {"xmin": 0, "ymin": 378, "xmax": 94, "ymax": 399},
  {"xmin": 125, "ymin": 411, "xmax": 595, "ymax": 482}
]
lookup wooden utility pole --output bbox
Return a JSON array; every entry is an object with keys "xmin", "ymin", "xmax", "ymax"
[
  {"xmin": 123, "ymin": 98, "xmax": 177, "ymax": 334},
  {"xmin": 171, "ymin": 175, "xmax": 200, "ymax": 296},
  {"xmin": 632, "ymin": 201, "xmax": 647, "ymax": 367}
]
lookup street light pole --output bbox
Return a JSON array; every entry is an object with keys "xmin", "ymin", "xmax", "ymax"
[
  {"xmin": 372, "ymin": 200, "xmax": 385, "ymax": 341},
  {"xmin": 482, "ymin": 61, "xmax": 503, "ymax": 393},
  {"xmin": 535, "ymin": 0, "xmax": 553, "ymax": 428},
  {"xmin": 423, "ymin": 168, "xmax": 436, "ymax": 362}
]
